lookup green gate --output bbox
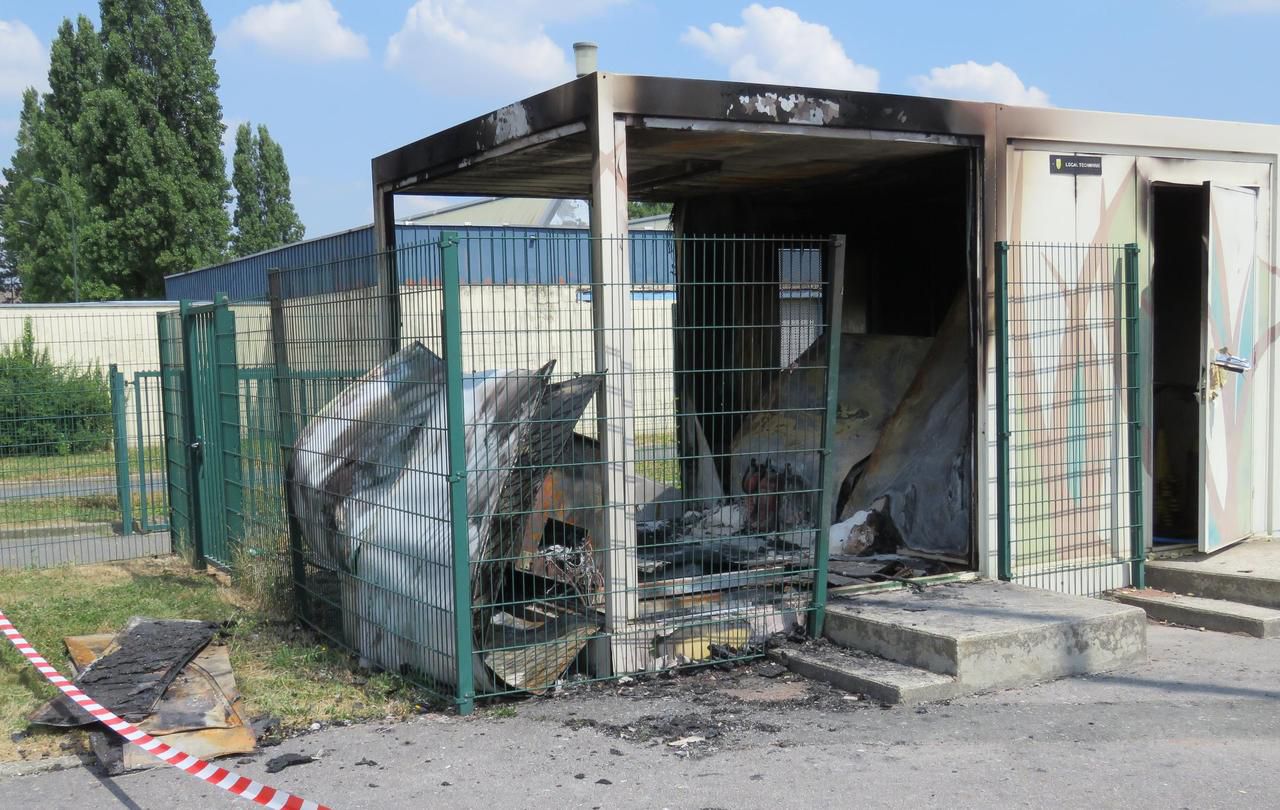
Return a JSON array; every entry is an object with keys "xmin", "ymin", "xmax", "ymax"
[
  {"xmin": 995, "ymin": 242, "xmax": 1145, "ymax": 595},
  {"xmin": 157, "ymin": 298, "xmax": 242, "ymax": 571}
]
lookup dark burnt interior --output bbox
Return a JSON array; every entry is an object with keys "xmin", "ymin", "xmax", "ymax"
[
  {"xmin": 1151, "ymin": 184, "xmax": 1206, "ymax": 542},
  {"xmin": 670, "ymin": 148, "xmax": 976, "ymax": 560}
]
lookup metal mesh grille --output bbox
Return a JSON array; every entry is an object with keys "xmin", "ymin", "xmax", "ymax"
[
  {"xmin": 996, "ymin": 242, "xmax": 1144, "ymax": 595},
  {"xmin": 262, "ymin": 233, "xmax": 843, "ymax": 709},
  {"xmin": 0, "ymin": 305, "xmax": 172, "ymax": 568}
]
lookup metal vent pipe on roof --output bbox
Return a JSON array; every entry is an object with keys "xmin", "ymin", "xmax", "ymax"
[{"xmin": 573, "ymin": 42, "xmax": 598, "ymax": 77}]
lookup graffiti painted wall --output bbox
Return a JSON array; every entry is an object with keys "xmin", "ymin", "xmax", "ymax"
[{"xmin": 993, "ymin": 141, "xmax": 1275, "ymax": 589}]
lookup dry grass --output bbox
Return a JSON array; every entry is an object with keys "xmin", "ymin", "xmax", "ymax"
[{"xmin": 0, "ymin": 557, "xmax": 429, "ymax": 764}]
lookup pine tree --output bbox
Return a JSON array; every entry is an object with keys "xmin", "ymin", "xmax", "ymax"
[
  {"xmin": 231, "ymin": 123, "xmax": 305, "ymax": 256},
  {"xmin": 83, "ymin": 0, "xmax": 230, "ymax": 298}
]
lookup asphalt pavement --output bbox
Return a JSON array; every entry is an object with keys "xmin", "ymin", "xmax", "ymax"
[{"xmin": 3, "ymin": 622, "xmax": 1278, "ymax": 809}]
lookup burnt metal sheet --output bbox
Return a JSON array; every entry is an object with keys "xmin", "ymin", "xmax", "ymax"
[
  {"xmin": 480, "ymin": 605, "xmax": 600, "ymax": 695},
  {"xmin": 844, "ymin": 291, "xmax": 972, "ymax": 556},
  {"xmin": 372, "ymin": 74, "xmax": 987, "ymax": 197},
  {"xmin": 613, "ymin": 76, "xmax": 986, "ymax": 135},
  {"xmin": 94, "ymin": 693, "xmax": 257, "ymax": 775},
  {"xmin": 373, "ymin": 77, "xmax": 594, "ymax": 189},
  {"xmin": 31, "ymin": 618, "xmax": 218, "ymax": 727},
  {"xmin": 61, "ymin": 633, "xmax": 242, "ymax": 734},
  {"xmin": 39, "ymin": 622, "xmax": 257, "ymax": 774},
  {"xmin": 727, "ymin": 333, "xmax": 932, "ymax": 520},
  {"xmin": 482, "ymin": 373, "xmax": 603, "ymax": 578}
]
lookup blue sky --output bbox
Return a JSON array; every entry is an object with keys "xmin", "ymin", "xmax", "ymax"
[{"xmin": 2, "ymin": 0, "xmax": 1279, "ymax": 237}]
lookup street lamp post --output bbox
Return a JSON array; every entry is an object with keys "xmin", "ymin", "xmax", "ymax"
[{"xmin": 33, "ymin": 176, "xmax": 79, "ymax": 303}]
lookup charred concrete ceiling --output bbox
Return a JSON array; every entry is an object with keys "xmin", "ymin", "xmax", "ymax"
[{"xmin": 372, "ymin": 74, "xmax": 989, "ymax": 202}]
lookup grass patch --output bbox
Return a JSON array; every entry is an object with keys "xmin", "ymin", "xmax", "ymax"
[
  {"xmin": 0, "ymin": 445, "xmax": 164, "ymax": 484},
  {"xmin": 0, "ymin": 557, "xmax": 428, "ymax": 763},
  {"xmin": 637, "ymin": 456, "xmax": 681, "ymax": 488},
  {"xmin": 0, "ymin": 492, "xmax": 166, "ymax": 526},
  {"xmin": 635, "ymin": 431, "xmax": 675, "ymax": 448},
  {"xmin": 635, "ymin": 431, "xmax": 681, "ymax": 487}
]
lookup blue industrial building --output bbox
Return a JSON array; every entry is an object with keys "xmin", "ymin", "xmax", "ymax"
[{"xmin": 164, "ymin": 222, "xmax": 675, "ymax": 302}]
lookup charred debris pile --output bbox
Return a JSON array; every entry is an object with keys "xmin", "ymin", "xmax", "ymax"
[{"xmin": 287, "ymin": 294, "xmax": 969, "ymax": 690}]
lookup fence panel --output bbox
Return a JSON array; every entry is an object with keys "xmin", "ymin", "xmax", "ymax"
[
  {"xmin": 272, "ymin": 233, "xmax": 843, "ymax": 711},
  {"xmin": 996, "ymin": 242, "xmax": 1145, "ymax": 595},
  {"xmin": 133, "ymin": 371, "xmax": 170, "ymax": 533},
  {"xmin": 158, "ymin": 307, "xmax": 196, "ymax": 564},
  {"xmin": 0, "ymin": 304, "xmax": 173, "ymax": 568}
]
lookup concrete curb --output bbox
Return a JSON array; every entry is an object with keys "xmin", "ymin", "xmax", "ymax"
[{"xmin": 0, "ymin": 755, "xmax": 86, "ymax": 780}]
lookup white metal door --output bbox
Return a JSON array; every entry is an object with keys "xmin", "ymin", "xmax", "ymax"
[{"xmin": 1199, "ymin": 183, "xmax": 1259, "ymax": 552}]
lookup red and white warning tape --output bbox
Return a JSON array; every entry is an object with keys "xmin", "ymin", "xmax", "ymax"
[{"xmin": 0, "ymin": 609, "xmax": 332, "ymax": 810}]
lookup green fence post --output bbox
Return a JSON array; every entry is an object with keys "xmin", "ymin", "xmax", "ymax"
[
  {"xmin": 1124, "ymin": 243, "xmax": 1146, "ymax": 589},
  {"xmin": 109, "ymin": 364, "xmax": 134, "ymax": 536},
  {"xmin": 178, "ymin": 300, "xmax": 207, "ymax": 571},
  {"xmin": 133, "ymin": 371, "xmax": 151, "ymax": 531},
  {"xmin": 995, "ymin": 242, "xmax": 1013, "ymax": 582},
  {"xmin": 440, "ymin": 232, "xmax": 475, "ymax": 715},
  {"xmin": 269, "ymin": 270, "xmax": 307, "ymax": 616},
  {"xmin": 214, "ymin": 297, "xmax": 244, "ymax": 561},
  {"xmin": 810, "ymin": 235, "xmax": 846, "ymax": 639},
  {"xmin": 156, "ymin": 313, "xmax": 185, "ymax": 554}
]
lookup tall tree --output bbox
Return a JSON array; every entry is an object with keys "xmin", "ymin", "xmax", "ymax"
[
  {"xmin": 231, "ymin": 123, "xmax": 267, "ymax": 255},
  {"xmin": 0, "ymin": 18, "xmax": 112, "ymax": 302},
  {"xmin": 257, "ymin": 125, "xmax": 305, "ymax": 248},
  {"xmin": 82, "ymin": 0, "xmax": 230, "ymax": 298},
  {"xmin": 231, "ymin": 122, "xmax": 305, "ymax": 256}
]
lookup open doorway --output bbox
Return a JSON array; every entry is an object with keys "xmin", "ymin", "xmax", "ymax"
[
  {"xmin": 1151, "ymin": 184, "xmax": 1205, "ymax": 543},
  {"xmin": 672, "ymin": 148, "xmax": 977, "ymax": 571}
]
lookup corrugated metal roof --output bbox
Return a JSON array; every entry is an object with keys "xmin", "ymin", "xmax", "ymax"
[{"xmin": 401, "ymin": 197, "xmax": 590, "ymax": 228}]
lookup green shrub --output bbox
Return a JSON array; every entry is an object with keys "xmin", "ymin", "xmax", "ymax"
[{"xmin": 0, "ymin": 318, "xmax": 112, "ymax": 456}]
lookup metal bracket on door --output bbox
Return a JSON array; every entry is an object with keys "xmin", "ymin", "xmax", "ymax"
[{"xmin": 1212, "ymin": 350, "xmax": 1251, "ymax": 374}]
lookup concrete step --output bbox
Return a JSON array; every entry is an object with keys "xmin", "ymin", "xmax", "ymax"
[
  {"xmin": 1147, "ymin": 540, "xmax": 1280, "ymax": 609},
  {"xmin": 1113, "ymin": 588, "xmax": 1280, "ymax": 638},
  {"xmin": 823, "ymin": 580, "xmax": 1147, "ymax": 693},
  {"xmin": 769, "ymin": 644, "xmax": 960, "ymax": 705}
]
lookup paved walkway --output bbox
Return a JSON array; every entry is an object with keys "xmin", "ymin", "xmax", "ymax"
[
  {"xmin": 0, "ymin": 474, "xmax": 165, "ymax": 502},
  {"xmin": 3, "ymin": 622, "xmax": 1278, "ymax": 808}
]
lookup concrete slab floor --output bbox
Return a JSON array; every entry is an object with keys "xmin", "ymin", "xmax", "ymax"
[
  {"xmin": 1113, "ymin": 588, "xmax": 1280, "ymax": 638},
  {"xmin": 5, "ymin": 624, "xmax": 1278, "ymax": 809},
  {"xmin": 830, "ymin": 579, "xmax": 1140, "ymax": 638},
  {"xmin": 1148, "ymin": 536, "xmax": 1280, "ymax": 581}
]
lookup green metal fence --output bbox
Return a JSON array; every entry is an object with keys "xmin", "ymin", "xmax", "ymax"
[
  {"xmin": 263, "ymin": 233, "xmax": 844, "ymax": 712},
  {"xmin": 132, "ymin": 370, "xmax": 170, "ymax": 533},
  {"xmin": 1, "ymin": 304, "xmax": 171, "ymax": 568},
  {"xmin": 158, "ymin": 307, "xmax": 197, "ymax": 565},
  {"xmin": 995, "ymin": 242, "xmax": 1145, "ymax": 595}
]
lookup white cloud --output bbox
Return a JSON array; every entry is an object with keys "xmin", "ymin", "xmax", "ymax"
[
  {"xmin": 910, "ymin": 61, "xmax": 1050, "ymax": 107},
  {"xmin": 682, "ymin": 4, "xmax": 878, "ymax": 90},
  {"xmin": 1204, "ymin": 0, "xmax": 1280, "ymax": 12},
  {"xmin": 227, "ymin": 0, "xmax": 368, "ymax": 62},
  {"xmin": 386, "ymin": 1, "xmax": 618, "ymax": 97},
  {"xmin": 0, "ymin": 19, "xmax": 48, "ymax": 100}
]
